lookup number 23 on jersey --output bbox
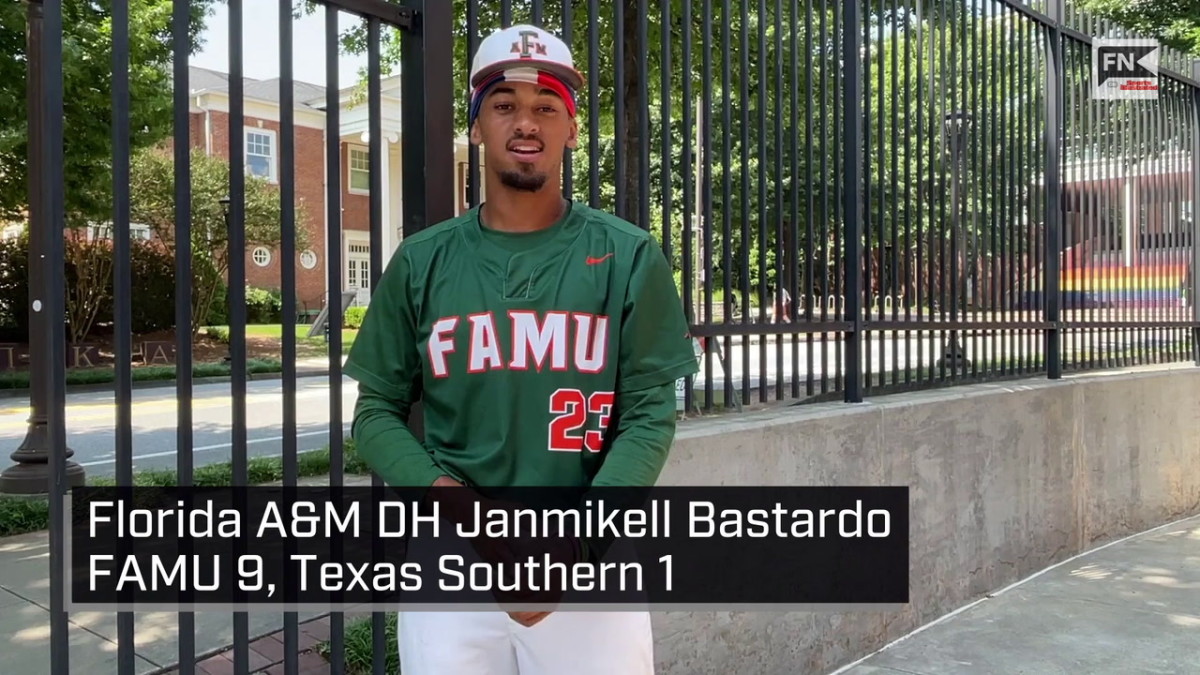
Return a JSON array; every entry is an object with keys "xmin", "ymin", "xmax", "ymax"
[{"xmin": 548, "ymin": 388, "xmax": 614, "ymax": 453}]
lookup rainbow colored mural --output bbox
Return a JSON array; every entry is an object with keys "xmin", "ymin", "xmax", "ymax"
[{"xmin": 1059, "ymin": 251, "xmax": 1191, "ymax": 307}]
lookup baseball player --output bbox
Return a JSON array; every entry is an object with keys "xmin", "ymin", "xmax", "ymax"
[{"xmin": 344, "ymin": 23, "xmax": 697, "ymax": 675}]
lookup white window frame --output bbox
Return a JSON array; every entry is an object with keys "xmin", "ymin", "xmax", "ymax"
[
  {"xmin": 251, "ymin": 246, "xmax": 272, "ymax": 267},
  {"xmin": 245, "ymin": 127, "xmax": 277, "ymax": 183},
  {"xmin": 344, "ymin": 233, "xmax": 372, "ymax": 304},
  {"xmin": 349, "ymin": 145, "xmax": 371, "ymax": 195}
]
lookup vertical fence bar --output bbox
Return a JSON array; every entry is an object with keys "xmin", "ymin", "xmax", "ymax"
[
  {"xmin": 796, "ymin": 0, "xmax": 807, "ymax": 399},
  {"xmin": 638, "ymin": 0, "xmax": 649, "ymax": 230},
  {"xmin": 820, "ymin": 0, "xmax": 830, "ymax": 391},
  {"xmin": 323, "ymin": 5, "xmax": 346, "ymax": 671},
  {"xmin": 773, "ymin": 0, "xmax": 784, "ymax": 401},
  {"xmin": 1043, "ymin": 0, "xmax": 1062, "ymax": 379},
  {"xmin": 739, "ymin": 0, "xmax": 750, "ymax": 403},
  {"xmin": 720, "ymin": 0, "xmax": 733, "ymax": 408},
  {"xmin": 680, "ymin": 0, "xmax": 695, "ymax": 404},
  {"xmin": 172, "ymin": 0, "xmax": 195, "ymax": 667},
  {"xmin": 562, "ymin": 0, "xmax": 573, "ymax": 197},
  {"xmin": 277, "ymin": 1, "xmax": 299, "ymax": 671},
  {"xmin": 227, "ymin": 0, "xmax": 251, "ymax": 667},
  {"xmin": 660, "ymin": 0, "xmax": 671, "ymax": 256},
  {"xmin": 842, "ymin": 0, "xmax": 863, "ymax": 402},
  {"xmin": 111, "ymin": 0, "xmax": 135, "ymax": 666},
  {"xmin": 614, "ymin": 0, "xmax": 626, "ymax": 218},
  {"xmin": 1193, "ymin": 62, "xmax": 1200, "ymax": 364},
  {"xmin": 701, "ymin": 0, "xmax": 714, "ymax": 406},
  {"xmin": 362, "ymin": 14, "xmax": 386, "ymax": 667},
  {"xmin": 888, "ymin": 0, "xmax": 899, "ymax": 387},
  {"xmin": 42, "ymin": 0, "xmax": 67, "ymax": 671},
  {"xmin": 467, "ymin": 1, "xmax": 480, "ymax": 208},
  {"xmin": 501, "ymin": 0, "xmax": 512, "ymax": 27},
  {"xmin": 905, "ymin": 1, "xmax": 915, "ymax": 384},
  {"xmin": 366, "ymin": 15, "xmax": 387, "ymax": 673},
  {"xmin": 587, "ymin": 0, "xmax": 600, "ymax": 207},
  {"xmin": 533, "ymin": 0, "xmax": 544, "ymax": 24},
  {"xmin": 757, "ymin": 0, "xmax": 768, "ymax": 401},
  {"xmin": 863, "ymin": 0, "xmax": 874, "ymax": 390}
]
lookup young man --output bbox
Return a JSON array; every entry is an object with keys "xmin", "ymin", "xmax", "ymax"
[{"xmin": 344, "ymin": 23, "xmax": 697, "ymax": 675}]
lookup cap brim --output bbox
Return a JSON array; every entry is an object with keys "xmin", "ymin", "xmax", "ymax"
[{"xmin": 470, "ymin": 59, "xmax": 585, "ymax": 92}]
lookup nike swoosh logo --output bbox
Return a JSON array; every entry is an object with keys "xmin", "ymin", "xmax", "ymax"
[{"xmin": 586, "ymin": 253, "xmax": 614, "ymax": 265}]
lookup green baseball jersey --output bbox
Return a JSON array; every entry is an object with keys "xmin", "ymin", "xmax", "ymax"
[{"xmin": 344, "ymin": 201, "xmax": 697, "ymax": 489}]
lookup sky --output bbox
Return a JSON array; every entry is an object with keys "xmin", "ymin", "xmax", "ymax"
[{"xmin": 190, "ymin": 2, "xmax": 368, "ymax": 87}]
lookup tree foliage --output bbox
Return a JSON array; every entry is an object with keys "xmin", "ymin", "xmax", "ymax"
[
  {"xmin": 0, "ymin": 0, "xmax": 216, "ymax": 226},
  {"xmin": 1074, "ymin": 0, "xmax": 1200, "ymax": 56},
  {"xmin": 129, "ymin": 148, "xmax": 310, "ymax": 335}
]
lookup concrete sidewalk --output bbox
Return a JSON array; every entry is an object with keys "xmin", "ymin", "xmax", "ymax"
[
  {"xmin": 840, "ymin": 513, "xmax": 1200, "ymax": 675},
  {"xmin": 0, "ymin": 473, "xmax": 374, "ymax": 674}
]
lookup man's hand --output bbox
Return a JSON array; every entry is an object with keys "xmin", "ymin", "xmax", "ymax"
[{"xmin": 507, "ymin": 610, "xmax": 552, "ymax": 627}]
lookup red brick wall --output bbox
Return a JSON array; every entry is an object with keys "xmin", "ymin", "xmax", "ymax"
[
  {"xmin": 191, "ymin": 110, "xmax": 329, "ymax": 314},
  {"xmin": 341, "ymin": 143, "xmax": 370, "ymax": 233}
]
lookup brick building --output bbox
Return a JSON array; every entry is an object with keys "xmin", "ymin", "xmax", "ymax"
[{"xmin": 187, "ymin": 66, "xmax": 478, "ymax": 318}]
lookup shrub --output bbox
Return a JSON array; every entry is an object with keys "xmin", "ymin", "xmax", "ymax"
[
  {"xmin": 205, "ymin": 276, "xmax": 229, "ymax": 327},
  {"xmin": 245, "ymin": 286, "xmax": 283, "ymax": 324},
  {"xmin": 344, "ymin": 306, "xmax": 367, "ymax": 329},
  {"xmin": 130, "ymin": 240, "xmax": 177, "ymax": 334},
  {"xmin": 0, "ymin": 231, "xmax": 179, "ymax": 342},
  {"xmin": 0, "ymin": 233, "xmax": 30, "ymax": 342}
]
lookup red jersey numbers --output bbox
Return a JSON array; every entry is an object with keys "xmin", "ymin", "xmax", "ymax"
[{"xmin": 548, "ymin": 388, "xmax": 614, "ymax": 453}]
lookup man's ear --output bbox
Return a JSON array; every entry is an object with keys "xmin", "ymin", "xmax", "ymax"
[
  {"xmin": 565, "ymin": 118, "xmax": 579, "ymax": 150},
  {"xmin": 469, "ymin": 120, "xmax": 483, "ymax": 146}
]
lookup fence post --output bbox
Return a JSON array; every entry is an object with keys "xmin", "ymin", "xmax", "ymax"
[
  {"xmin": 400, "ymin": 0, "xmax": 454, "ymax": 440},
  {"xmin": 841, "ymin": 0, "xmax": 864, "ymax": 402},
  {"xmin": 0, "ymin": 0, "xmax": 85, "ymax": 496},
  {"xmin": 1192, "ymin": 61, "xmax": 1200, "ymax": 366},
  {"xmin": 1043, "ymin": 0, "xmax": 1064, "ymax": 379}
]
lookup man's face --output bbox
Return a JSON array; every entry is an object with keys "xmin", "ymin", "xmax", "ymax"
[{"xmin": 470, "ymin": 80, "xmax": 579, "ymax": 193}]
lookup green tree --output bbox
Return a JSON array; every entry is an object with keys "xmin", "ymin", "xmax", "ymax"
[
  {"xmin": 129, "ymin": 148, "xmax": 311, "ymax": 336},
  {"xmin": 0, "ymin": 0, "xmax": 216, "ymax": 226},
  {"xmin": 1074, "ymin": 0, "xmax": 1200, "ymax": 56}
]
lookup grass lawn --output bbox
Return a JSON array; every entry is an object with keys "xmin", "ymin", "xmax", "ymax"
[{"xmin": 207, "ymin": 323, "xmax": 358, "ymax": 358}]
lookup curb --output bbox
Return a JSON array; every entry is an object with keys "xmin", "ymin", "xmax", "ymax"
[{"xmin": 0, "ymin": 367, "xmax": 337, "ymax": 400}]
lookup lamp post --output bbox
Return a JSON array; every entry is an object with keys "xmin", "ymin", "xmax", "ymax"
[
  {"xmin": 0, "ymin": 0, "xmax": 85, "ymax": 494},
  {"xmin": 939, "ymin": 110, "xmax": 973, "ymax": 371}
]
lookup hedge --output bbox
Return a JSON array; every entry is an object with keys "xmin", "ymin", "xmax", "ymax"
[{"xmin": 0, "ymin": 438, "xmax": 372, "ymax": 538}]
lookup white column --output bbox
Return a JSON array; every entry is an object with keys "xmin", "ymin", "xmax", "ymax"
[{"xmin": 380, "ymin": 137, "xmax": 394, "ymax": 261}]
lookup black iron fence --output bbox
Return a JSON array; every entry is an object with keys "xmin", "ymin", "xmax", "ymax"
[
  {"xmin": 2, "ymin": 0, "xmax": 1198, "ymax": 672},
  {"xmin": 456, "ymin": 0, "xmax": 1200, "ymax": 413}
]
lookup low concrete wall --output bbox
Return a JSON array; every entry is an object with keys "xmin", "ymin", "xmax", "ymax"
[{"xmin": 651, "ymin": 365, "xmax": 1200, "ymax": 675}]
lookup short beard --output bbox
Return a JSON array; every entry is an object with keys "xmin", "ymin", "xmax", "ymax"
[{"xmin": 499, "ymin": 166, "xmax": 548, "ymax": 192}]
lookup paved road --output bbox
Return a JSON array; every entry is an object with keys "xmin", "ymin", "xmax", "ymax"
[
  {"xmin": 0, "ymin": 329, "xmax": 1178, "ymax": 476},
  {"xmin": 0, "ymin": 377, "xmax": 357, "ymax": 478}
]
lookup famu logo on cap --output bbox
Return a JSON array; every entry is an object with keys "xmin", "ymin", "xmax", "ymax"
[{"xmin": 469, "ymin": 24, "xmax": 585, "ymax": 92}]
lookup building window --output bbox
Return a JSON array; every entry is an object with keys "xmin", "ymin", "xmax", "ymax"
[
  {"xmin": 300, "ymin": 250, "xmax": 318, "ymax": 270},
  {"xmin": 252, "ymin": 246, "xmax": 272, "ymax": 267},
  {"xmin": 246, "ymin": 129, "xmax": 276, "ymax": 182},
  {"xmin": 349, "ymin": 147, "xmax": 370, "ymax": 193}
]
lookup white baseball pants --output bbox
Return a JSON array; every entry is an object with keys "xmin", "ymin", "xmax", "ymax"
[{"xmin": 397, "ymin": 609, "xmax": 655, "ymax": 675}]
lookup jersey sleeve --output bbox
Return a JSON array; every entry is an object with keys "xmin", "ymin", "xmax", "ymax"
[
  {"xmin": 344, "ymin": 245, "xmax": 423, "ymax": 404},
  {"xmin": 616, "ymin": 238, "xmax": 699, "ymax": 393}
]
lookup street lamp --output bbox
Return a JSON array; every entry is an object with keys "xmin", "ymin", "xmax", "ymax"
[
  {"xmin": 0, "ymin": 0, "xmax": 85, "ymax": 494},
  {"xmin": 939, "ymin": 110, "xmax": 974, "ymax": 371}
]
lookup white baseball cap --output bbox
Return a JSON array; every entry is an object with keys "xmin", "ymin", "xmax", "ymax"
[{"xmin": 469, "ymin": 24, "xmax": 585, "ymax": 92}]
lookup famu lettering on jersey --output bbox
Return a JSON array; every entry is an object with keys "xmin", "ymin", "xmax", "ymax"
[
  {"xmin": 426, "ymin": 310, "xmax": 609, "ymax": 378},
  {"xmin": 345, "ymin": 201, "xmax": 698, "ymax": 489}
]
